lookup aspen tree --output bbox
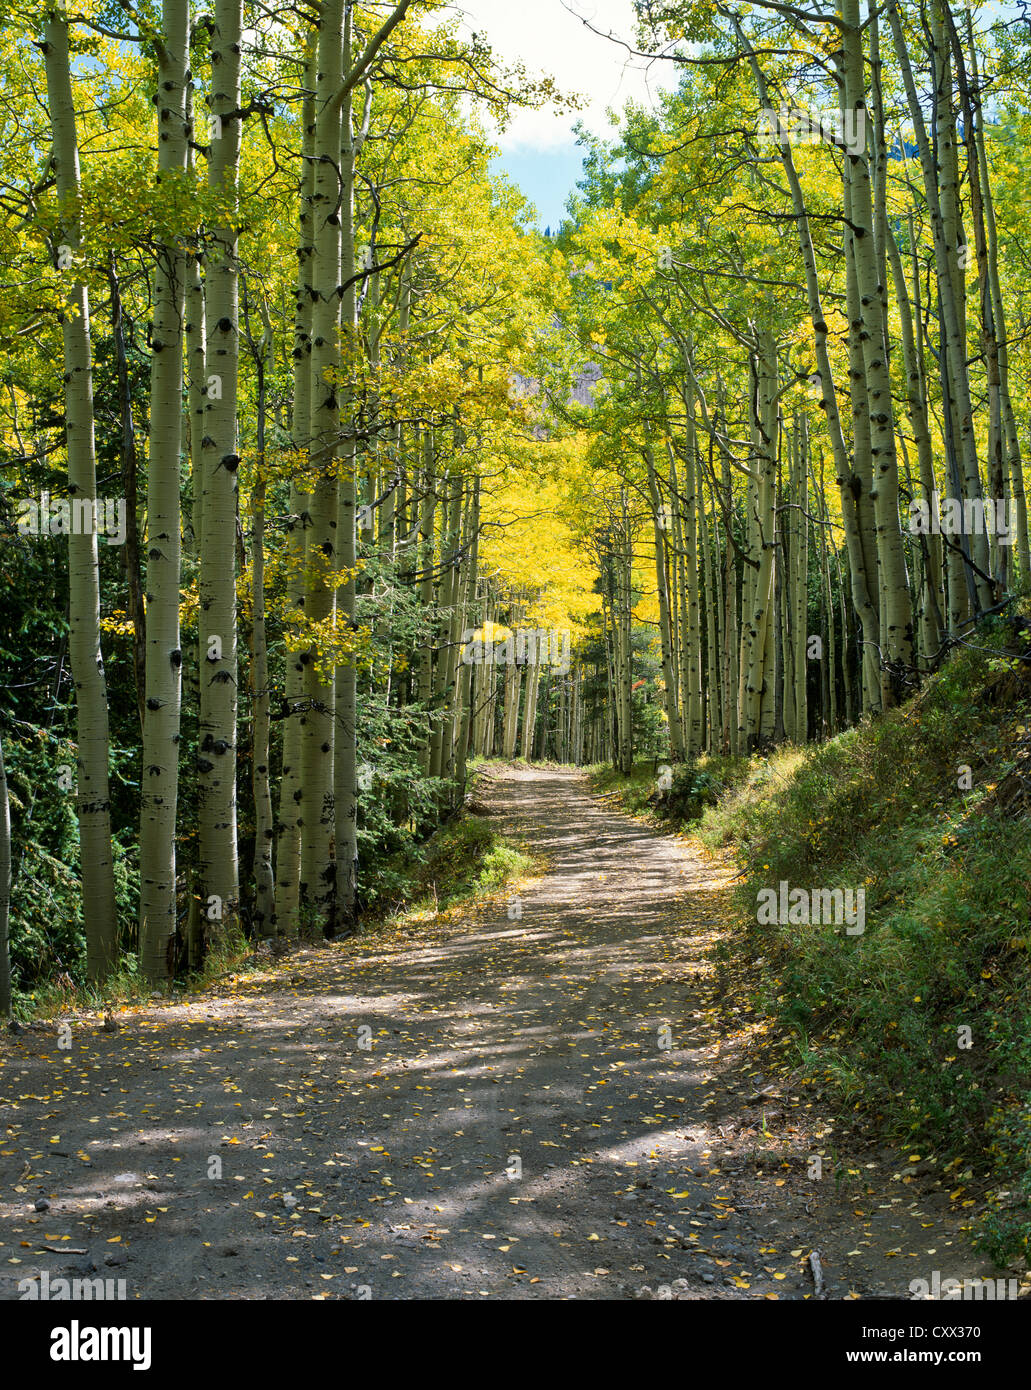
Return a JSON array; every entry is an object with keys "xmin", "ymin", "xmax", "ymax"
[
  {"xmin": 737, "ymin": 363, "xmax": 759, "ymax": 738},
  {"xmin": 839, "ymin": 75, "xmax": 882, "ymax": 713},
  {"xmin": 453, "ymin": 478, "xmax": 480, "ymax": 797},
  {"xmin": 733, "ymin": 19, "xmax": 883, "ymax": 715},
  {"xmin": 429, "ymin": 475, "xmax": 462, "ymax": 781},
  {"xmin": 417, "ymin": 440, "xmax": 436, "ymax": 775},
  {"xmin": 275, "ymin": 36, "xmax": 318, "ymax": 938},
  {"xmin": 328, "ymin": 7, "xmax": 413, "ymax": 919},
  {"xmin": 249, "ymin": 304, "xmax": 275, "ymax": 934},
  {"xmin": 699, "ymin": 456, "xmax": 721, "ymax": 751},
  {"xmin": 106, "ymin": 253, "xmax": 147, "ymax": 735},
  {"xmin": 812, "ymin": 453, "xmax": 839, "ymax": 737},
  {"xmin": 503, "ymin": 660, "xmax": 522, "ymax": 760},
  {"xmin": 616, "ymin": 506, "xmax": 634, "ymax": 773},
  {"xmin": 791, "ymin": 420, "xmax": 809, "ymax": 741},
  {"xmin": 184, "ymin": 71, "xmax": 206, "ymax": 556},
  {"xmin": 300, "ymin": 0, "xmax": 345, "ymax": 918},
  {"xmin": 557, "ymin": 669, "xmax": 568, "ymax": 763},
  {"xmin": 446, "ymin": 485, "xmax": 477, "ymax": 787},
  {"xmin": 682, "ymin": 386, "xmax": 704, "ymax": 752},
  {"xmin": 481, "ymin": 603, "xmax": 499, "ymax": 758},
  {"xmin": 720, "ymin": 445, "xmax": 739, "ymax": 754},
  {"xmin": 572, "ymin": 664, "xmax": 584, "ymax": 765},
  {"xmin": 886, "ymin": 0, "xmax": 993, "ymax": 612},
  {"xmin": 669, "ymin": 445, "xmax": 689, "ymax": 732},
  {"xmin": 139, "ymin": 0, "xmax": 190, "ymax": 983},
  {"xmin": 334, "ymin": 32, "xmax": 361, "ymax": 928},
  {"xmin": 185, "ymin": 249, "xmax": 206, "ymax": 551},
  {"xmin": 758, "ymin": 545, "xmax": 777, "ymax": 745},
  {"xmin": 777, "ymin": 483, "xmax": 790, "ymax": 744},
  {"xmin": 950, "ymin": 5, "xmax": 1029, "ymax": 581},
  {"xmin": 644, "ymin": 441, "xmax": 685, "ymax": 758},
  {"xmin": 42, "ymin": 8, "xmax": 118, "ymax": 980},
  {"xmin": 839, "ymin": 0, "xmax": 913, "ymax": 702},
  {"xmin": 740, "ymin": 330, "xmax": 777, "ymax": 746},
  {"xmin": 520, "ymin": 644, "xmax": 540, "ymax": 761},
  {"xmin": 198, "ymin": 0, "xmax": 244, "ymax": 931},
  {"xmin": 781, "ymin": 427, "xmax": 796, "ymax": 742},
  {"xmin": 887, "ymin": 219, "xmax": 944, "ymax": 659}
]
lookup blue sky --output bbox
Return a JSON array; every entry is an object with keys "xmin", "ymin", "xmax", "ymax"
[
  {"xmin": 454, "ymin": 0, "xmax": 669, "ymax": 229},
  {"xmin": 488, "ymin": 148, "xmax": 594, "ymax": 232}
]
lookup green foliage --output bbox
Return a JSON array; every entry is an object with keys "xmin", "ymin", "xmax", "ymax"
[
  {"xmin": 691, "ymin": 612, "xmax": 1031, "ymax": 1265},
  {"xmin": 589, "ymin": 752, "xmax": 752, "ymax": 825},
  {"xmin": 369, "ymin": 811, "xmax": 534, "ymax": 923},
  {"xmin": 4, "ymin": 727, "xmax": 83, "ymax": 989},
  {"xmin": 660, "ymin": 757, "xmax": 746, "ymax": 823},
  {"xmin": 588, "ymin": 759, "xmax": 657, "ymax": 813},
  {"xmin": 421, "ymin": 815, "xmax": 530, "ymax": 900}
]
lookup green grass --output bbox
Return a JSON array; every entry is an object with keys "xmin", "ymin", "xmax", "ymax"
[
  {"xmin": 395, "ymin": 812, "xmax": 535, "ymax": 918},
  {"xmin": 588, "ymin": 752, "xmax": 756, "ymax": 825},
  {"xmin": 594, "ymin": 603, "xmax": 1031, "ymax": 1268},
  {"xmin": 588, "ymin": 760, "xmax": 658, "ymax": 812}
]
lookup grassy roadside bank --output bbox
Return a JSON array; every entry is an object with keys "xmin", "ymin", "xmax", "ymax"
[{"xmin": 590, "ymin": 605, "xmax": 1031, "ymax": 1268}]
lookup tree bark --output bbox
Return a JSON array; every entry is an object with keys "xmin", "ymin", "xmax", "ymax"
[
  {"xmin": 300, "ymin": 0, "xmax": 345, "ymax": 922},
  {"xmin": 275, "ymin": 34, "xmax": 318, "ymax": 938},
  {"xmin": 44, "ymin": 7, "xmax": 119, "ymax": 982},
  {"xmin": 139, "ymin": 0, "xmax": 190, "ymax": 984},
  {"xmin": 198, "ymin": 0, "xmax": 244, "ymax": 937}
]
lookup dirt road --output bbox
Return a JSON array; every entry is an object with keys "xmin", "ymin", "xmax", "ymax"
[{"xmin": 0, "ymin": 767, "xmax": 1003, "ymax": 1300}]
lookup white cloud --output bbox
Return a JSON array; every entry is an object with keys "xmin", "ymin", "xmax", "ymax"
[{"xmin": 450, "ymin": 0, "xmax": 671, "ymax": 152}]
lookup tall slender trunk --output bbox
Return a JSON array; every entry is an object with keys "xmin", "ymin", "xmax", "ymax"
[
  {"xmin": 735, "ymin": 19, "xmax": 883, "ymax": 716},
  {"xmin": 139, "ymin": 0, "xmax": 190, "ymax": 983},
  {"xmin": 250, "ymin": 466, "xmax": 275, "ymax": 934},
  {"xmin": 107, "ymin": 254, "xmax": 147, "ymax": 734},
  {"xmin": 615, "ymin": 516, "xmax": 634, "ymax": 774},
  {"xmin": 645, "ymin": 442, "xmax": 684, "ymax": 759},
  {"xmin": 454, "ymin": 478, "xmax": 480, "ymax": 798},
  {"xmin": 887, "ymin": 0, "xmax": 993, "ymax": 612},
  {"xmin": 198, "ymin": 0, "xmax": 243, "ymax": 936},
  {"xmin": 503, "ymin": 660, "xmax": 522, "ymax": 760},
  {"xmin": 185, "ymin": 72, "xmax": 207, "ymax": 559},
  {"xmin": 682, "ymin": 398, "xmax": 704, "ymax": 752},
  {"xmin": 951, "ymin": 4, "xmax": 1029, "ymax": 580},
  {"xmin": 334, "ymin": 47, "xmax": 361, "ymax": 929},
  {"xmin": 520, "ymin": 653, "xmax": 540, "ymax": 761},
  {"xmin": 249, "ymin": 301, "xmax": 275, "ymax": 934},
  {"xmin": 274, "ymin": 35, "xmax": 317, "ymax": 938},
  {"xmin": 300, "ymin": 0, "xmax": 345, "ymax": 921},
  {"xmin": 741, "ymin": 331, "xmax": 777, "ymax": 746},
  {"xmin": 813, "ymin": 452, "xmax": 840, "ymax": 736},
  {"xmin": 429, "ymin": 476, "xmax": 462, "ymax": 781},
  {"xmin": 43, "ymin": 9, "xmax": 119, "ymax": 981},
  {"xmin": 841, "ymin": 0, "xmax": 913, "ymax": 704},
  {"xmin": 417, "ymin": 442, "xmax": 436, "ymax": 775},
  {"xmin": 718, "ymin": 452, "xmax": 739, "ymax": 753},
  {"xmin": 698, "ymin": 455, "xmax": 720, "ymax": 751}
]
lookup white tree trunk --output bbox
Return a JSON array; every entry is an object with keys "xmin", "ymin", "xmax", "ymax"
[
  {"xmin": 139, "ymin": 0, "xmax": 190, "ymax": 983},
  {"xmin": 198, "ymin": 0, "xmax": 243, "ymax": 932},
  {"xmin": 43, "ymin": 9, "xmax": 118, "ymax": 980}
]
